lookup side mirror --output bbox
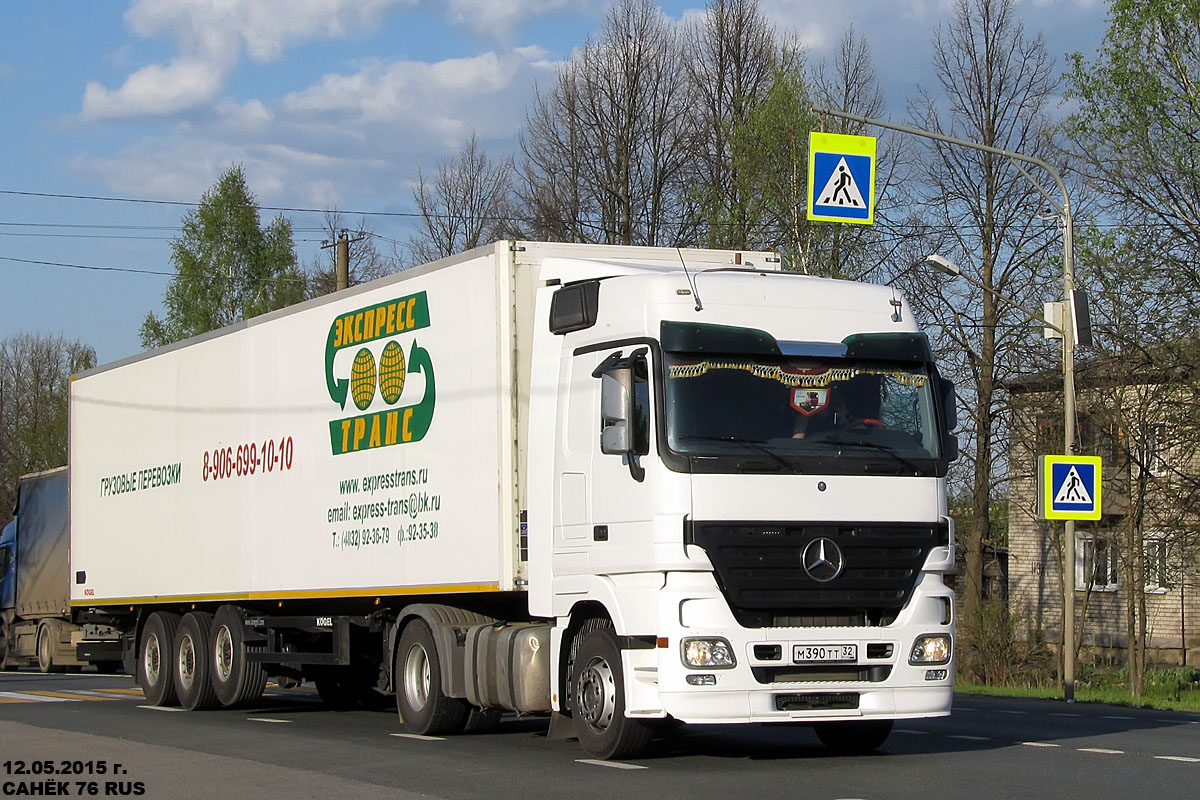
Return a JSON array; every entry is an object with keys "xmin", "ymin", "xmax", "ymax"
[
  {"xmin": 940, "ymin": 379, "xmax": 959, "ymax": 461},
  {"xmin": 941, "ymin": 379, "xmax": 958, "ymax": 430},
  {"xmin": 600, "ymin": 368, "xmax": 635, "ymax": 456}
]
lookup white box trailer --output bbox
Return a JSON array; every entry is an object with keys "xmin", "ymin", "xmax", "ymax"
[{"xmin": 69, "ymin": 241, "xmax": 958, "ymax": 759}]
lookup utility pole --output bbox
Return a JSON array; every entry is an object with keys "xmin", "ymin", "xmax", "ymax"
[
  {"xmin": 812, "ymin": 105, "xmax": 1080, "ymax": 702},
  {"xmin": 321, "ymin": 229, "xmax": 365, "ymax": 293}
]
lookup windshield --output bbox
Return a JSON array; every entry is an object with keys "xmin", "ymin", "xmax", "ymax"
[{"xmin": 663, "ymin": 353, "xmax": 944, "ymax": 475}]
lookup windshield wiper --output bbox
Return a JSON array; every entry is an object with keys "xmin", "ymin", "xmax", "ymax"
[
  {"xmin": 676, "ymin": 435, "xmax": 790, "ymax": 472},
  {"xmin": 828, "ymin": 438, "xmax": 926, "ymax": 474}
]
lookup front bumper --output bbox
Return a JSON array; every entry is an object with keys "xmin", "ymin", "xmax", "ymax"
[{"xmin": 624, "ymin": 570, "xmax": 954, "ymax": 724}]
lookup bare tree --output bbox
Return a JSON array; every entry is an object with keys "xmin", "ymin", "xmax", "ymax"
[
  {"xmin": 307, "ymin": 210, "xmax": 396, "ymax": 296},
  {"xmin": 899, "ymin": 0, "xmax": 1065, "ymax": 655},
  {"xmin": 407, "ymin": 131, "xmax": 517, "ymax": 264},
  {"xmin": 0, "ymin": 333, "xmax": 95, "ymax": 526},
  {"xmin": 683, "ymin": 0, "xmax": 786, "ymax": 249},
  {"xmin": 520, "ymin": 0, "xmax": 697, "ymax": 246}
]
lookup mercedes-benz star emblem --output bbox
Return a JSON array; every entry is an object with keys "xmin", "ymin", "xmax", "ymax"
[{"xmin": 802, "ymin": 537, "xmax": 844, "ymax": 582}]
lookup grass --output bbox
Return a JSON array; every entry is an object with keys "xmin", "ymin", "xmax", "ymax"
[{"xmin": 957, "ymin": 670, "xmax": 1200, "ymax": 713}]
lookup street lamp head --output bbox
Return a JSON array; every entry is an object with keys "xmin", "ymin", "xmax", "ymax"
[{"xmin": 921, "ymin": 254, "xmax": 961, "ymax": 277}]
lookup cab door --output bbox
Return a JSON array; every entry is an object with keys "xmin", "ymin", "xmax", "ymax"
[{"xmin": 551, "ymin": 345, "xmax": 660, "ymax": 605}]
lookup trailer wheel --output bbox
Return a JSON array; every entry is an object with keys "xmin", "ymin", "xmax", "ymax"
[
  {"xmin": 813, "ymin": 720, "xmax": 893, "ymax": 754},
  {"xmin": 394, "ymin": 619, "xmax": 468, "ymax": 735},
  {"xmin": 139, "ymin": 613, "xmax": 180, "ymax": 706},
  {"xmin": 37, "ymin": 622, "xmax": 65, "ymax": 673},
  {"xmin": 173, "ymin": 612, "xmax": 219, "ymax": 710},
  {"xmin": 570, "ymin": 628, "xmax": 651, "ymax": 760},
  {"xmin": 210, "ymin": 606, "xmax": 266, "ymax": 708}
]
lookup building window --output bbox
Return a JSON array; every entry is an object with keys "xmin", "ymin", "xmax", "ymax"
[
  {"xmin": 1144, "ymin": 534, "xmax": 1173, "ymax": 593},
  {"xmin": 1142, "ymin": 422, "xmax": 1173, "ymax": 478},
  {"xmin": 1076, "ymin": 533, "xmax": 1119, "ymax": 591}
]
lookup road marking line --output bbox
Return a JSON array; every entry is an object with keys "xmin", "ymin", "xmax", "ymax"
[
  {"xmin": 1021, "ymin": 742, "xmax": 1060, "ymax": 748},
  {"xmin": 94, "ymin": 688, "xmax": 144, "ymax": 696},
  {"xmin": 949, "ymin": 735, "xmax": 990, "ymax": 741},
  {"xmin": 1101, "ymin": 715, "xmax": 1135, "ymax": 720},
  {"xmin": 1050, "ymin": 713, "xmax": 1082, "ymax": 717},
  {"xmin": 137, "ymin": 705, "xmax": 186, "ymax": 711},
  {"xmin": 39, "ymin": 689, "xmax": 125, "ymax": 700},
  {"xmin": 996, "ymin": 710, "xmax": 1027, "ymax": 715},
  {"xmin": 0, "ymin": 691, "xmax": 73, "ymax": 702},
  {"xmin": 1077, "ymin": 748, "xmax": 1123, "ymax": 754},
  {"xmin": 895, "ymin": 729, "xmax": 930, "ymax": 735},
  {"xmin": 1155, "ymin": 756, "xmax": 1200, "ymax": 763},
  {"xmin": 248, "ymin": 718, "xmax": 293, "ymax": 724},
  {"xmin": 390, "ymin": 733, "xmax": 444, "ymax": 741},
  {"xmin": 576, "ymin": 759, "xmax": 648, "ymax": 770}
]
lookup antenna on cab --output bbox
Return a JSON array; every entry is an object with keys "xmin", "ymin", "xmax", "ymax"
[{"xmin": 676, "ymin": 248, "xmax": 704, "ymax": 312}]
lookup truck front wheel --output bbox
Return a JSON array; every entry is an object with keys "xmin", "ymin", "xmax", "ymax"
[
  {"xmin": 139, "ymin": 613, "xmax": 180, "ymax": 706},
  {"xmin": 569, "ymin": 628, "xmax": 651, "ymax": 760},
  {"xmin": 37, "ymin": 622, "xmax": 65, "ymax": 673},
  {"xmin": 394, "ymin": 619, "xmax": 468, "ymax": 734}
]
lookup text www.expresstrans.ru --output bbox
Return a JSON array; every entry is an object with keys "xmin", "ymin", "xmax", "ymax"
[{"xmin": 338, "ymin": 467, "xmax": 428, "ymax": 496}]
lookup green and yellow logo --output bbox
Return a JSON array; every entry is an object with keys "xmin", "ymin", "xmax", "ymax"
[{"xmin": 324, "ymin": 291, "xmax": 435, "ymax": 455}]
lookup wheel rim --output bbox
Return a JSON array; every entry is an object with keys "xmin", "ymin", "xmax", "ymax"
[
  {"xmin": 403, "ymin": 643, "xmax": 430, "ymax": 711},
  {"xmin": 178, "ymin": 633, "xmax": 196, "ymax": 691},
  {"xmin": 214, "ymin": 625, "xmax": 234, "ymax": 683},
  {"xmin": 144, "ymin": 632, "xmax": 162, "ymax": 686},
  {"xmin": 576, "ymin": 655, "xmax": 616, "ymax": 732},
  {"xmin": 38, "ymin": 629, "xmax": 51, "ymax": 669}
]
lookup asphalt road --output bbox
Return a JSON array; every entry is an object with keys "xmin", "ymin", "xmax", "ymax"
[{"xmin": 2, "ymin": 670, "xmax": 1197, "ymax": 800}]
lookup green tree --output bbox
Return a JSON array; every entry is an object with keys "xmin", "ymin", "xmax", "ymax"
[
  {"xmin": 141, "ymin": 165, "xmax": 304, "ymax": 348},
  {"xmin": 1063, "ymin": 0, "xmax": 1200, "ymax": 290},
  {"xmin": 0, "ymin": 333, "xmax": 95, "ymax": 525}
]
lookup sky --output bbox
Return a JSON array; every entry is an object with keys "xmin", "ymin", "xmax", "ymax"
[{"xmin": 0, "ymin": 0, "xmax": 1110, "ymax": 365}]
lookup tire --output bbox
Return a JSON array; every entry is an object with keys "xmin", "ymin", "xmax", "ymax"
[
  {"xmin": 139, "ymin": 612, "xmax": 180, "ymax": 706},
  {"xmin": 569, "ymin": 628, "xmax": 651, "ymax": 760},
  {"xmin": 394, "ymin": 619, "xmax": 468, "ymax": 735},
  {"xmin": 173, "ymin": 612, "xmax": 219, "ymax": 710},
  {"xmin": 814, "ymin": 720, "xmax": 893, "ymax": 754},
  {"xmin": 36, "ymin": 622, "xmax": 65, "ymax": 673},
  {"xmin": 210, "ymin": 606, "xmax": 267, "ymax": 708}
]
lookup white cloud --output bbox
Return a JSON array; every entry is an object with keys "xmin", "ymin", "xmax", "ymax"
[
  {"xmin": 444, "ymin": 0, "xmax": 590, "ymax": 36},
  {"xmin": 82, "ymin": 59, "xmax": 225, "ymax": 119},
  {"xmin": 282, "ymin": 48, "xmax": 547, "ymax": 141},
  {"xmin": 124, "ymin": 0, "xmax": 409, "ymax": 62},
  {"xmin": 72, "ymin": 44, "xmax": 548, "ymax": 212},
  {"xmin": 82, "ymin": 0, "xmax": 410, "ymax": 119}
]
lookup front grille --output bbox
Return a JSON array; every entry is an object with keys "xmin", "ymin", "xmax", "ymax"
[
  {"xmin": 775, "ymin": 692, "xmax": 860, "ymax": 711},
  {"xmin": 688, "ymin": 521, "xmax": 948, "ymax": 628},
  {"xmin": 754, "ymin": 665, "xmax": 892, "ymax": 684}
]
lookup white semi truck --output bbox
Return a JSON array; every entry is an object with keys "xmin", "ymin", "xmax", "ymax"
[{"xmin": 69, "ymin": 241, "xmax": 958, "ymax": 759}]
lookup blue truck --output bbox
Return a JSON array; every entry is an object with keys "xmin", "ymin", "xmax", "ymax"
[{"xmin": 1, "ymin": 468, "xmax": 121, "ymax": 671}]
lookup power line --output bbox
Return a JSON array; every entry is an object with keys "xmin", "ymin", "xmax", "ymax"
[{"xmin": 0, "ymin": 254, "xmax": 173, "ymax": 276}]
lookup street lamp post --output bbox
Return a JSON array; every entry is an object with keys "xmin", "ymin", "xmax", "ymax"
[{"xmin": 812, "ymin": 106, "xmax": 1080, "ymax": 701}]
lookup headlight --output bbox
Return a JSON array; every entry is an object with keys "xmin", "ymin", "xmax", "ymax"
[
  {"xmin": 909, "ymin": 634, "xmax": 952, "ymax": 665},
  {"xmin": 682, "ymin": 638, "xmax": 736, "ymax": 669}
]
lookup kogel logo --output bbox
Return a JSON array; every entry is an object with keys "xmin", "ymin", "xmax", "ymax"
[{"xmin": 324, "ymin": 291, "xmax": 435, "ymax": 455}]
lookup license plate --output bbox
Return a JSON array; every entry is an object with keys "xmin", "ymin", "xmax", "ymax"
[{"xmin": 793, "ymin": 644, "xmax": 857, "ymax": 663}]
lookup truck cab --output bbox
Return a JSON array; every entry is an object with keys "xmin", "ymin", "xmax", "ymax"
[{"xmin": 527, "ymin": 260, "xmax": 957, "ymax": 754}]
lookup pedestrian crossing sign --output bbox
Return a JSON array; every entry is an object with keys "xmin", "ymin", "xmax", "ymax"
[
  {"xmin": 808, "ymin": 131, "xmax": 876, "ymax": 224},
  {"xmin": 1041, "ymin": 455, "xmax": 1103, "ymax": 520}
]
